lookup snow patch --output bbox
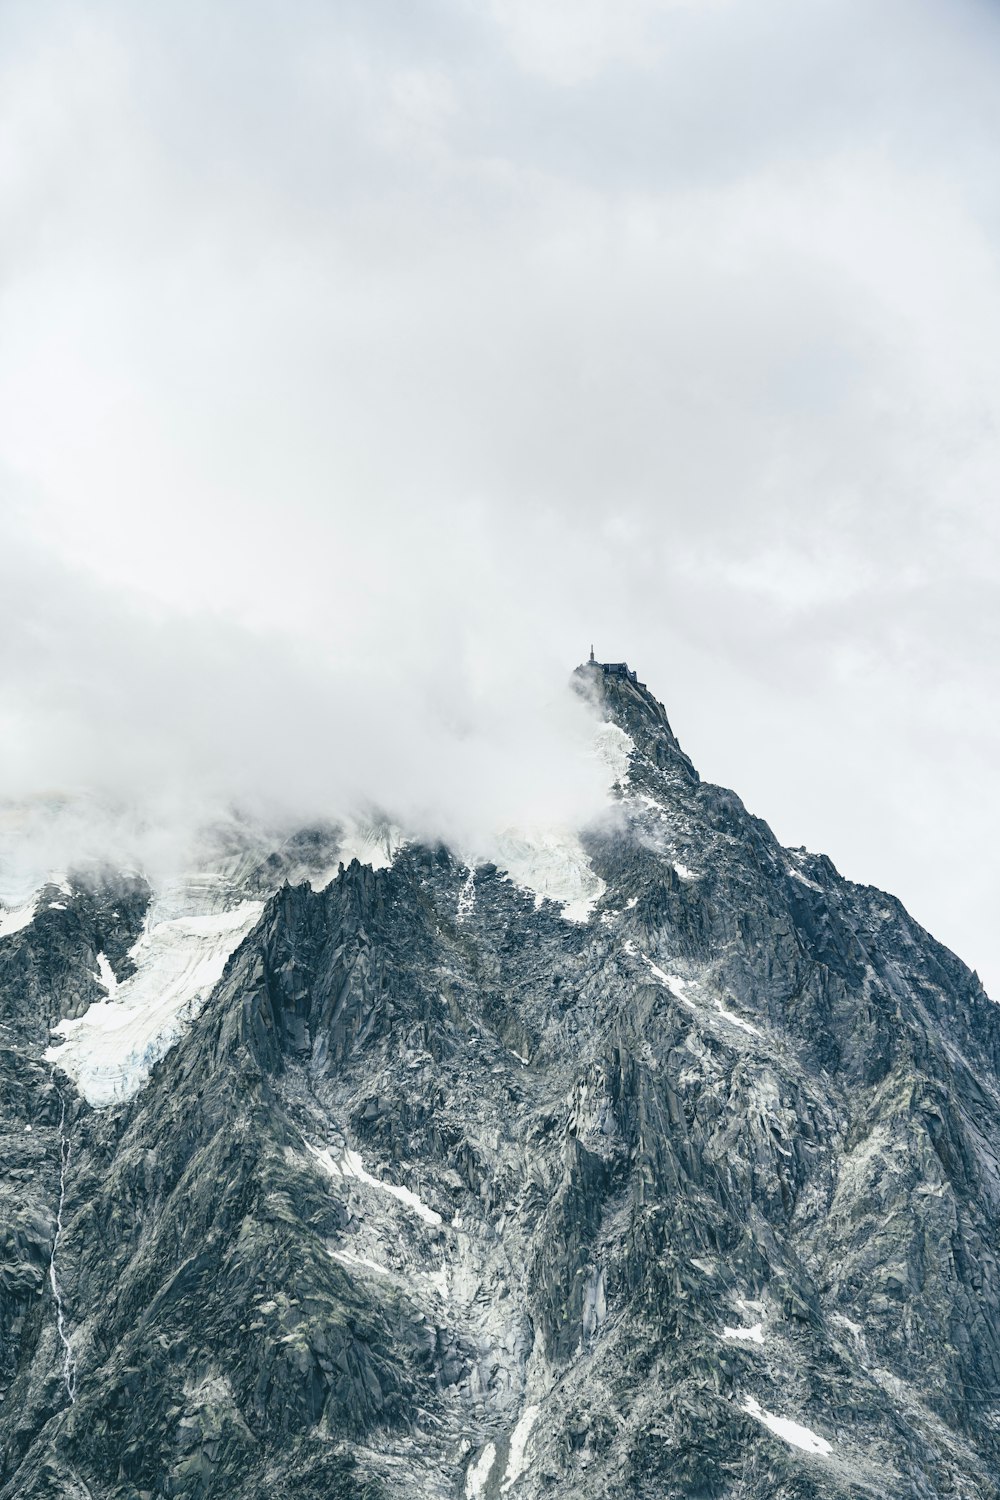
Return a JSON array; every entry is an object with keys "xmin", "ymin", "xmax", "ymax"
[
  {"xmin": 457, "ymin": 868, "xmax": 476, "ymax": 920},
  {"xmin": 95, "ymin": 952, "xmax": 117, "ymax": 995},
  {"xmin": 0, "ymin": 896, "xmax": 38, "ymax": 937},
  {"xmin": 633, "ymin": 791, "xmax": 665, "ymax": 815},
  {"xmin": 46, "ymin": 892, "xmax": 263, "ymax": 1107},
  {"xmin": 501, "ymin": 1405, "xmax": 540, "ymax": 1492},
  {"xmin": 737, "ymin": 1297, "xmax": 765, "ymax": 1314},
  {"xmin": 465, "ymin": 1442, "xmax": 497, "ymax": 1499},
  {"xmin": 336, "ymin": 818, "xmax": 404, "ymax": 871},
  {"xmin": 330, "ymin": 1249, "xmax": 392, "ymax": 1278},
  {"xmin": 593, "ymin": 721, "xmax": 634, "ymax": 783},
  {"xmin": 48, "ymin": 1089, "xmax": 77, "ymax": 1402},
  {"xmin": 494, "ymin": 826, "xmax": 605, "ymax": 923},
  {"xmin": 713, "ymin": 999, "xmax": 761, "ymax": 1037},
  {"xmin": 742, "ymin": 1396, "xmax": 832, "ymax": 1455},
  {"xmin": 723, "ymin": 1323, "xmax": 765, "ymax": 1345},
  {"xmin": 641, "ymin": 955, "xmax": 697, "ymax": 1010},
  {"xmin": 832, "ymin": 1311, "xmax": 863, "ymax": 1341},
  {"xmin": 641, "ymin": 956, "xmax": 761, "ymax": 1037},
  {"xmin": 307, "ymin": 1142, "xmax": 442, "ymax": 1227},
  {"xmin": 641, "ymin": 956, "xmax": 677, "ymax": 987},
  {"xmin": 311, "ymin": 817, "xmax": 405, "ymax": 887},
  {"xmin": 786, "ymin": 854, "xmax": 823, "ymax": 893},
  {"xmin": 673, "ymin": 862, "xmax": 697, "ymax": 881}
]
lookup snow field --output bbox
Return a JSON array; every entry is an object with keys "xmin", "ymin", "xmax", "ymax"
[
  {"xmin": 493, "ymin": 825, "xmax": 606, "ymax": 923},
  {"xmin": 0, "ymin": 897, "xmax": 38, "ymax": 937},
  {"xmin": 475, "ymin": 720, "xmax": 638, "ymax": 923},
  {"xmin": 462, "ymin": 1404, "xmax": 540, "ymax": 1498},
  {"xmin": 309, "ymin": 817, "xmax": 406, "ymax": 888},
  {"xmin": 46, "ymin": 891, "xmax": 263, "ymax": 1107}
]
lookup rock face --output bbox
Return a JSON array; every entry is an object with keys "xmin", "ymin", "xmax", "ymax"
[{"xmin": 2, "ymin": 663, "xmax": 1000, "ymax": 1498}]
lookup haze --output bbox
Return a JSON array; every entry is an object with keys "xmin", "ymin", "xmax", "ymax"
[{"xmin": 2, "ymin": 0, "xmax": 1000, "ymax": 991}]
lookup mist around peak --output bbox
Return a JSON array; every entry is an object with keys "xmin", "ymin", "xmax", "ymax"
[{"xmin": 0, "ymin": 533, "xmax": 632, "ymax": 899}]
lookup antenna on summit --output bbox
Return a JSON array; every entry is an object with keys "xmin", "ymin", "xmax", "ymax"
[{"xmin": 589, "ymin": 643, "xmax": 595, "ymax": 663}]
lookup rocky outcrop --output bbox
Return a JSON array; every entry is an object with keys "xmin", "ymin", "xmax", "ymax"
[{"xmin": 2, "ymin": 667, "xmax": 1000, "ymax": 1497}]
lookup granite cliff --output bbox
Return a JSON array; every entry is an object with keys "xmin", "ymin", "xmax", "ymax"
[{"xmin": 1, "ymin": 663, "xmax": 999, "ymax": 1498}]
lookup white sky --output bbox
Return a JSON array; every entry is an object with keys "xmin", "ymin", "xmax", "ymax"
[{"xmin": 2, "ymin": 0, "xmax": 1000, "ymax": 991}]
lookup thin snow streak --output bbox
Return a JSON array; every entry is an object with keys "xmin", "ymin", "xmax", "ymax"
[{"xmin": 48, "ymin": 1084, "xmax": 77, "ymax": 1403}]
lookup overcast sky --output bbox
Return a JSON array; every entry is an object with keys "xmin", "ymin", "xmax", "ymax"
[{"xmin": 2, "ymin": 0, "xmax": 1000, "ymax": 989}]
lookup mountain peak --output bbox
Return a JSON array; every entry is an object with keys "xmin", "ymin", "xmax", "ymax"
[
  {"xmin": 3, "ymin": 653, "xmax": 1000, "ymax": 1499},
  {"xmin": 575, "ymin": 653, "xmax": 699, "ymax": 782}
]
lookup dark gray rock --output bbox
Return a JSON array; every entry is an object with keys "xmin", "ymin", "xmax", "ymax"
[{"xmin": 2, "ymin": 665, "xmax": 1000, "ymax": 1497}]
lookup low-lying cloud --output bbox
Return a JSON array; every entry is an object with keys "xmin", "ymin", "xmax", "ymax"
[
  {"xmin": 3, "ymin": 0, "xmax": 1000, "ymax": 989},
  {"xmin": 0, "ymin": 524, "xmax": 618, "ymax": 892}
]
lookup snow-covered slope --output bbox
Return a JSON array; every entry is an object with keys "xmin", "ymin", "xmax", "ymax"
[
  {"xmin": 477, "ymin": 718, "xmax": 636, "ymax": 922},
  {"xmin": 491, "ymin": 825, "xmax": 606, "ymax": 921},
  {"xmin": 46, "ymin": 881, "xmax": 262, "ymax": 1106},
  {"xmin": 0, "ymin": 896, "xmax": 39, "ymax": 938}
]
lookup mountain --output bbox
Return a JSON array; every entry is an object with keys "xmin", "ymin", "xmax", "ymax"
[{"xmin": 2, "ymin": 660, "xmax": 1000, "ymax": 1499}]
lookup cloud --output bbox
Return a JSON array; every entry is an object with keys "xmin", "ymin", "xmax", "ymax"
[
  {"xmin": 487, "ymin": 0, "xmax": 713, "ymax": 86},
  {"xmin": 0, "ymin": 523, "xmax": 617, "ymax": 882},
  {"xmin": 2, "ymin": 0, "xmax": 1000, "ymax": 987}
]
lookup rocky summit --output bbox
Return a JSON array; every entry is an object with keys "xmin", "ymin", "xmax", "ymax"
[{"xmin": 2, "ymin": 661, "xmax": 1000, "ymax": 1499}]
